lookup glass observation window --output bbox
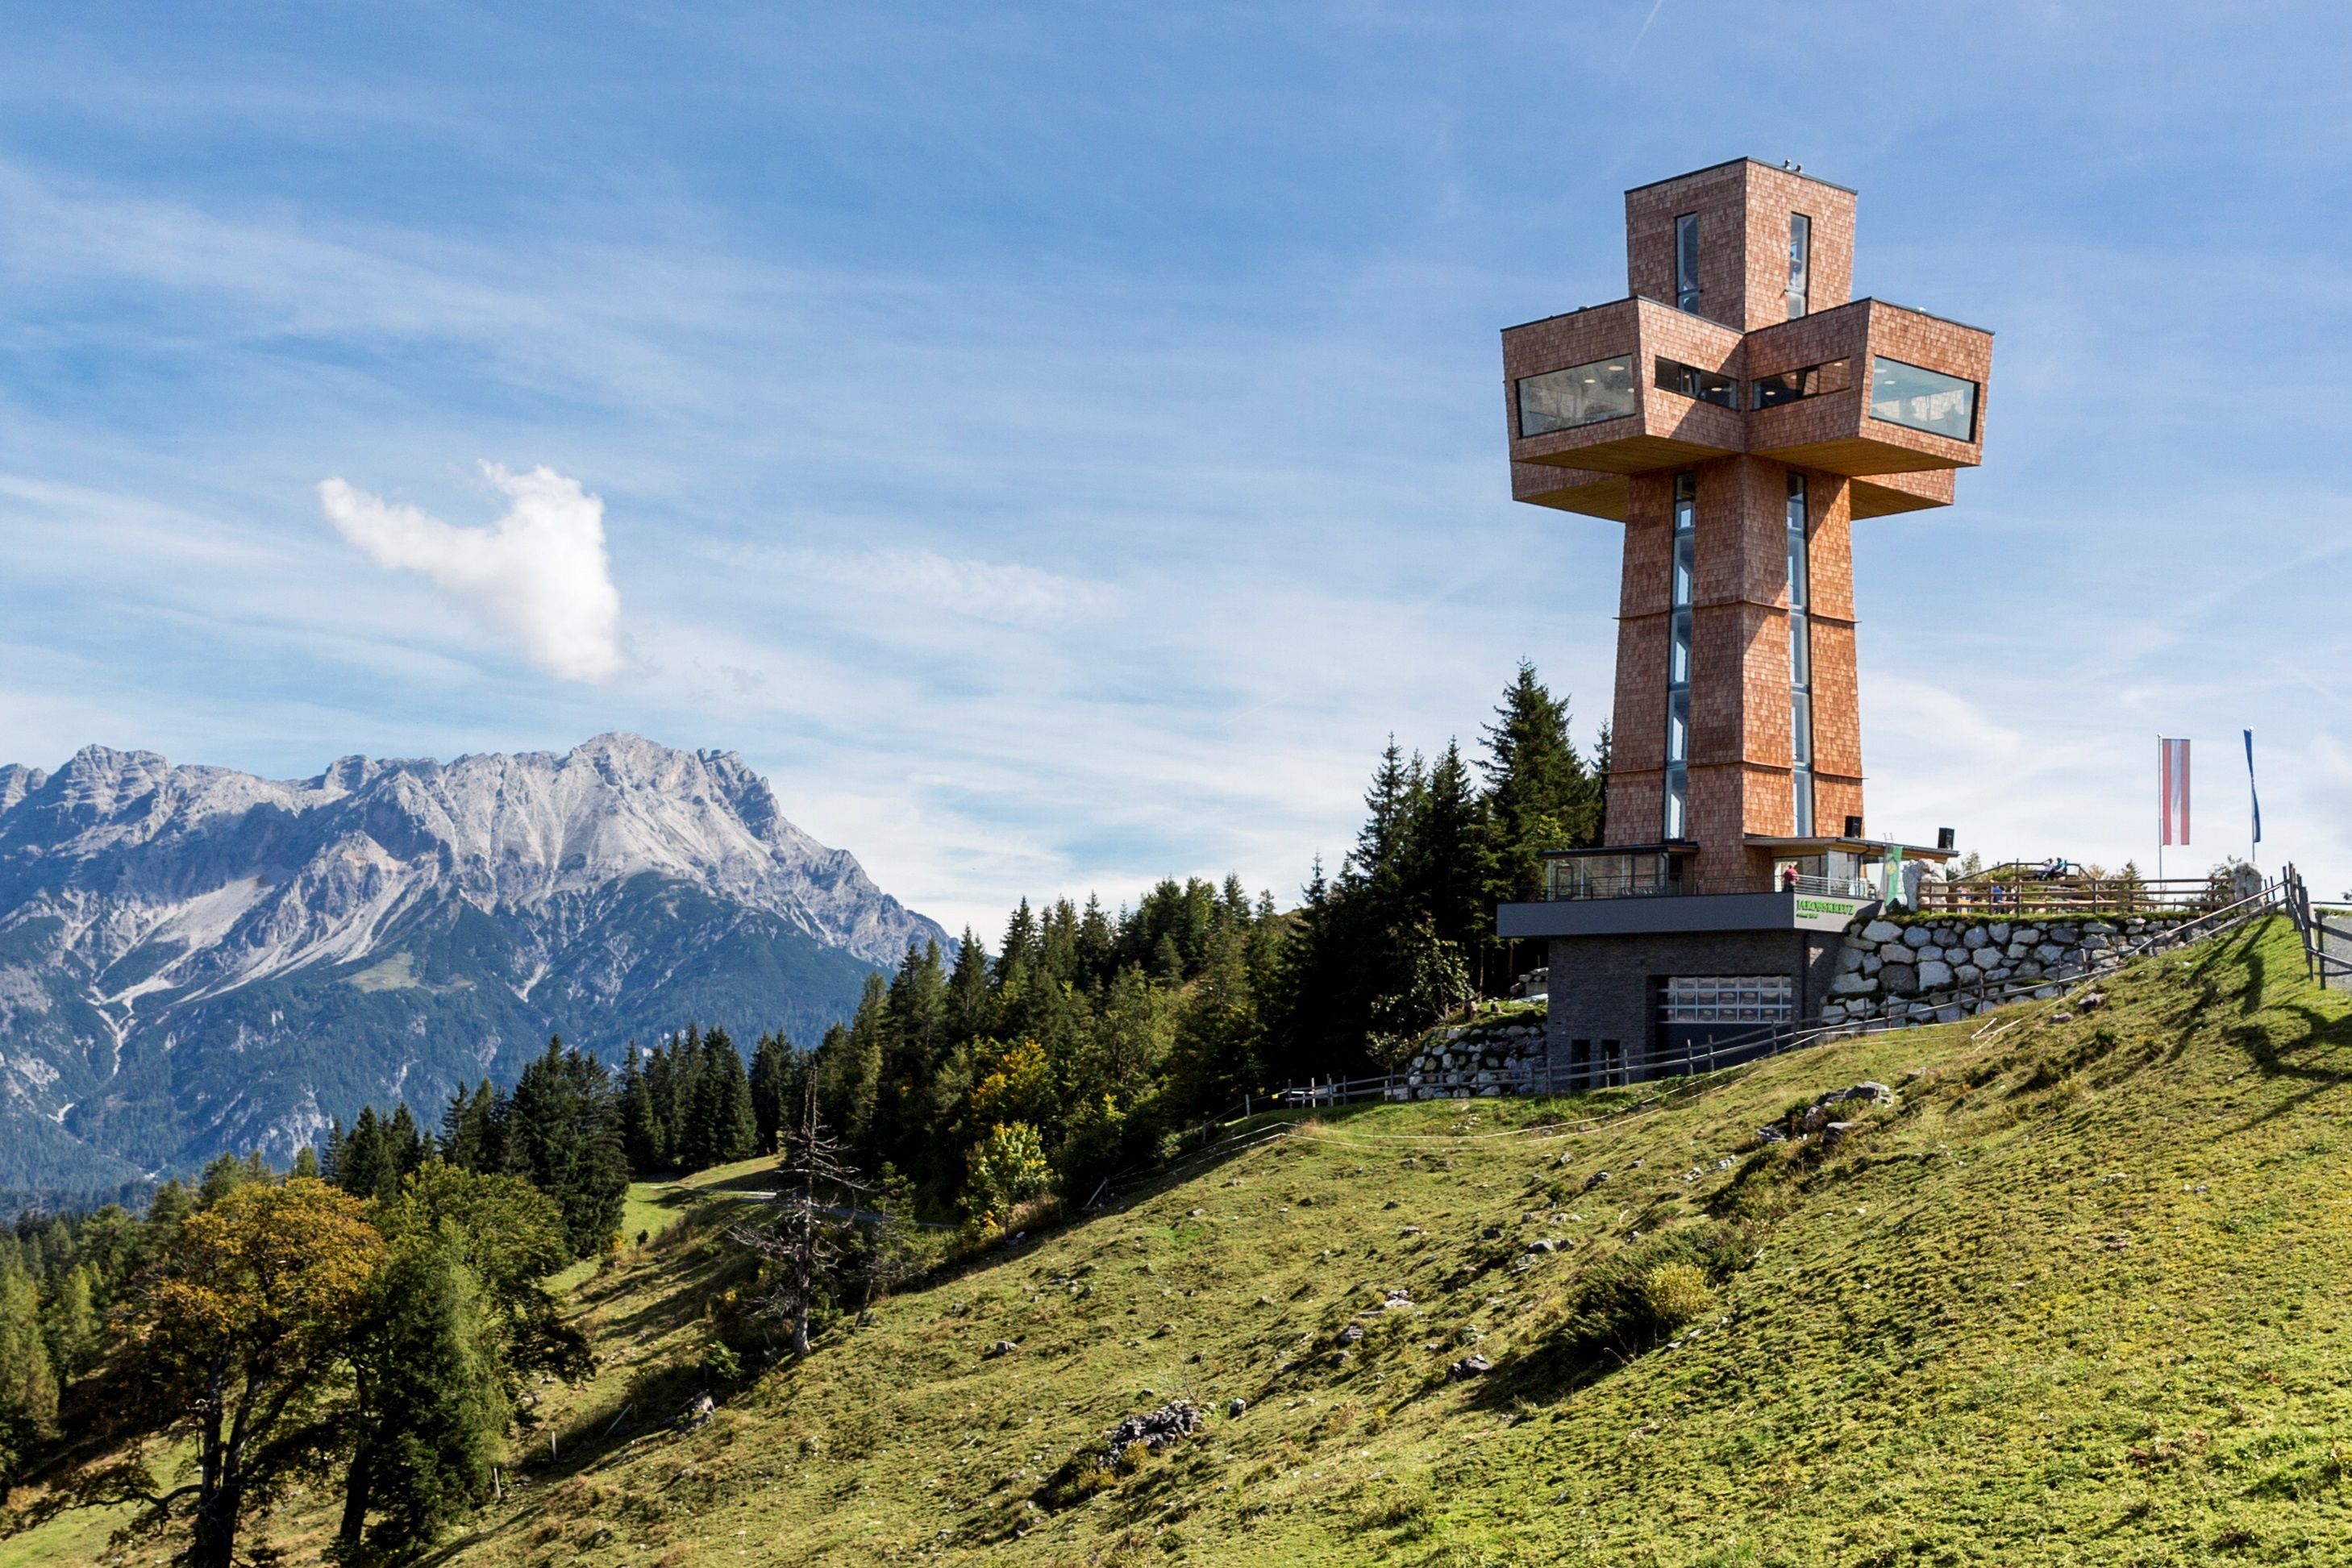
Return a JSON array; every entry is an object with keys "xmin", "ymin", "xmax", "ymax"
[
  {"xmin": 1654, "ymin": 357, "xmax": 1738, "ymax": 409},
  {"xmin": 1786, "ymin": 213, "xmax": 1811, "ymax": 319},
  {"xmin": 1869, "ymin": 356, "xmax": 1978, "ymax": 441},
  {"xmin": 1664, "ymin": 471, "xmax": 1696, "ymax": 840},
  {"xmin": 1675, "ymin": 214, "xmax": 1700, "ymax": 312},
  {"xmin": 1516, "ymin": 355, "xmax": 1637, "ymax": 437},
  {"xmin": 1786, "ymin": 472, "xmax": 1814, "ymax": 839},
  {"xmin": 1752, "ymin": 358, "xmax": 1851, "ymax": 410}
]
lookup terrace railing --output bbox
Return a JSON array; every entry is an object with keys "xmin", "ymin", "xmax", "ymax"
[{"xmin": 1913, "ymin": 874, "xmax": 2225, "ymax": 917}]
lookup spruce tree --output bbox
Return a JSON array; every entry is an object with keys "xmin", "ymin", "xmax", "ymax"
[
  {"xmin": 945, "ymin": 930, "xmax": 992, "ymax": 1046},
  {"xmin": 386, "ymin": 1103, "xmax": 428, "ymax": 1186},
  {"xmin": 620, "ymin": 1048, "xmax": 669, "ymax": 1174},
  {"xmin": 1476, "ymin": 660, "xmax": 1600, "ymax": 916},
  {"xmin": 439, "ymin": 1079, "xmax": 505, "ymax": 1172},
  {"xmin": 141, "ymin": 1179, "xmax": 196, "ymax": 1258},
  {"xmin": 338, "ymin": 1236, "xmax": 505, "ymax": 1560},
  {"xmin": 1412, "ymin": 738, "xmax": 1486, "ymax": 963},
  {"xmin": 501, "ymin": 1038, "xmax": 629, "ymax": 1258},
  {"xmin": 818, "ymin": 975, "xmax": 888, "ymax": 1163},
  {"xmin": 0, "ymin": 1260, "xmax": 57, "ymax": 1495},
  {"xmin": 44, "ymin": 1264, "xmax": 98, "ymax": 1381},
  {"xmin": 994, "ymin": 900, "xmax": 1039, "ymax": 984},
  {"xmin": 660, "ymin": 1027, "xmax": 705, "ymax": 1165},
  {"xmin": 1038, "ymin": 900, "xmax": 1080, "ymax": 984},
  {"xmin": 684, "ymin": 1028, "xmax": 756, "ymax": 1170},
  {"xmin": 875, "ymin": 942, "xmax": 947, "ymax": 1179},
  {"xmin": 196, "ymin": 1151, "xmax": 268, "ymax": 1207},
  {"xmin": 1074, "ymin": 897, "xmax": 1116, "ymax": 989},
  {"xmin": 749, "ymin": 1030, "xmax": 798, "ymax": 1157},
  {"xmin": 1165, "ymin": 924, "xmax": 1262, "ymax": 1113},
  {"xmin": 337, "ymin": 1108, "xmax": 395, "ymax": 1203},
  {"xmin": 1592, "ymin": 720, "xmax": 1613, "ymax": 832}
]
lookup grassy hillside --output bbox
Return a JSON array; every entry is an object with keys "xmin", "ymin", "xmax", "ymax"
[
  {"xmin": 406, "ymin": 915, "xmax": 2350, "ymax": 1566},
  {"xmin": 17, "ymin": 916, "xmax": 2352, "ymax": 1566}
]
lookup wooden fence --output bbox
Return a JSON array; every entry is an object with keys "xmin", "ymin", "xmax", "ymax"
[{"xmin": 1913, "ymin": 874, "xmax": 2225, "ymax": 917}]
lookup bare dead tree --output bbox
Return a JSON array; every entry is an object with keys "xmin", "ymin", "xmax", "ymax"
[{"xmin": 730, "ymin": 1075, "xmax": 867, "ymax": 1356}]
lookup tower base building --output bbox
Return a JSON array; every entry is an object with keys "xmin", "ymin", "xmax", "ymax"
[{"xmin": 1494, "ymin": 160, "xmax": 1991, "ymax": 1083}]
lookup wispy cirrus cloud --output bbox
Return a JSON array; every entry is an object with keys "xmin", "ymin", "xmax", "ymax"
[
  {"xmin": 711, "ymin": 542, "xmax": 1122, "ymax": 630},
  {"xmin": 319, "ymin": 464, "xmax": 625, "ymax": 683}
]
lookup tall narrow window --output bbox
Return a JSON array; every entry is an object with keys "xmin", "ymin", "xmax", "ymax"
[
  {"xmin": 1786, "ymin": 213, "xmax": 1811, "ymax": 320},
  {"xmin": 1786, "ymin": 472, "xmax": 1815, "ymax": 838},
  {"xmin": 1664, "ymin": 472, "xmax": 1696, "ymax": 839},
  {"xmin": 1675, "ymin": 214, "xmax": 1700, "ymax": 313}
]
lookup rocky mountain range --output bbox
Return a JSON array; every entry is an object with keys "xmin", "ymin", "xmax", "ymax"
[{"xmin": 0, "ymin": 734, "xmax": 947, "ymax": 1197}]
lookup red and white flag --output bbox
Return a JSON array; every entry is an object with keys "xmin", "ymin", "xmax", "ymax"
[{"xmin": 2158, "ymin": 737, "xmax": 2191, "ymax": 846}]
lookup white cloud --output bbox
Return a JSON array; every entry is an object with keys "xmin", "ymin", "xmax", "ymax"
[{"xmin": 318, "ymin": 464, "xmax": 624, "ymax": 683}]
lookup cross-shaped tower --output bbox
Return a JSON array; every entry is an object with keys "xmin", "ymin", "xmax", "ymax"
[{"xmin": 1496, "ymin": 159, "xmax": 1992, "ymax": 1083}]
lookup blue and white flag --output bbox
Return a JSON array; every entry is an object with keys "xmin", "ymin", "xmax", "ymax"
[{"xmin": 2245, "ymin": 729, "xmax": 2262, "ymax": 846}]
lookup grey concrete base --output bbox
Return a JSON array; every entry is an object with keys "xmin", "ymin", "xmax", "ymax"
[{"xmin": 1543, "ymin": 927, "xmax": 1842, "ymax": 1089}]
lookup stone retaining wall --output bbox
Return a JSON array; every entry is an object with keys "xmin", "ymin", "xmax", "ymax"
[
  {"xmin": 1391, "ymin": 1020, "xmax": 1547, "ymax": 1100},
  {"xmin": 1822, "ymin": 914, "xmax": 2191, "ymax": 1028}
]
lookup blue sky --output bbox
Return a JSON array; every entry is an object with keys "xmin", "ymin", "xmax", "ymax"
[{"xmin": 4, "ymin": 2, "xmax": 2350, "ymax": 935}]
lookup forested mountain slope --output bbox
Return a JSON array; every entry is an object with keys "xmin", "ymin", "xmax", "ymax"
[{"xmin": 398, "ymin": 914, "xmax": 2352, "ymax": 1566}]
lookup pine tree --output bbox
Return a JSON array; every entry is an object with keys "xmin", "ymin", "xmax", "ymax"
[
  {"xmin": 1592, "ymin": 720, "xmax": 1613, "ymax": 832},
  {"xmin": 875, "ymin": 942, "xmax": 948, "ymax": 1179},
  {"xmin": 621, "ymin": 1048, "xmax": 669, "ymax": 1174},
  {"xmin": 749, "ymin": 1031, "xmax": 798, "ymax": 1157},
  {"xmin": 501, "ymin": 1038, "xmax": 629, "ymax": 1259},
  {"xmin": 659, "ymin": 1027, "xmax": 706, "ymax": 1165},
  {"xmin": 683, "ymin": 1028, "xmax": 756, "ymax": 1171},
  {"xmin": 386, "ymin": 1103, "xmax": 428, "ymax": 1185},
  {"xmin": 338, "ymin": 1235, "xmax": 506, "ymax": 1559},
  {"xmin": 945, "ymin": 930, "xmax": 993, "ymax": 1046},
  {"xmin": 817, "ymin": 976, "xmax": 888, "ymax": 1162},
  {"xmin": 44, "ymin": 1264, "xmax": 98, "ymax": 1381},
  {"xmin": 1166, "ymin": 924, "xmax": 1263, "ymax": 1113},
  {"xmin": 0, "ymin": 1260, "xmax": 58, "ymax": 1495},
  {"xmin": 994, "ymin": 900, "xmax": 1039, "ymax": 984},
  {"xmin": 196, "ymin": 1151, "xmax": 269, "ymax": 1207},
  {"xmin": 1074, "ymin": 897, "xmax": 1116, "ymax": 989},
  {"xmin": 1352, "ymin": 738, "xmax": 1414, "ymax": 909},
  {"xmin": 338, "ymin": 1108, "xmax": 395, "ymax": 1203},
  {"xmin": 1477, "ymin": 660, "xmax": 1600, "ymax": 917},
  {"xmin": 142, "ymin": 1179, "xmax": 196, "ymax": 1258},
  {"xmin": 439, "ymin": 1079, "xmax": 505, "ymax": 1173},
  {"xmin": 1038, "ymin": 900, "xmax": 1081, "ymax": 984},
  {"xmin": 1413, "ymin": 739, "xmax": 1484, "ymax": 958},
  {"xmin": 730, "ymin": 1077, "xmax": 864, "ymax": 1358}
]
